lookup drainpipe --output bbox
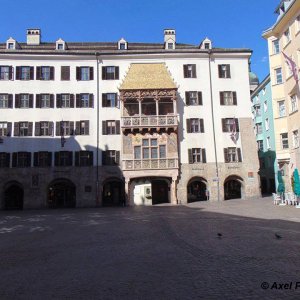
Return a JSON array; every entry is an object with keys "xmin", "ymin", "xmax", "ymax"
[
  {"xmin": 208, "ymin": 50, "xmax": 220, "ymax": 201},
  {"xmin": 95, "ymin": 52, "xmax": 100, "ymax": 206}
]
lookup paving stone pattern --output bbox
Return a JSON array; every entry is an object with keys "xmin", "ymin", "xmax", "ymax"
[{"xmin": 0, "ymin": 197, "xmax": 300, "ymax": 299}]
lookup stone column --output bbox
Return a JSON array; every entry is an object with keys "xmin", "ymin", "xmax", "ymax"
[
  {"xmin": 125, "ymin": 178, "xmax": 131, "ymax": 206},
  {"xmin": 171, "ymin": 178, "xmax": 177, "ymax": 204}
]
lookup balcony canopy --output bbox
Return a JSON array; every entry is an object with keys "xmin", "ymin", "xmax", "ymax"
[{"xmin": 120, "ymin": 63, "xmax": 177, "ymax": 90}]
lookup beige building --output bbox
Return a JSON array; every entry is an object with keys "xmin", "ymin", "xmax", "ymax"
[{"xmin": 263, "ymin": 0, "xmax": 300, "ymax": 190}]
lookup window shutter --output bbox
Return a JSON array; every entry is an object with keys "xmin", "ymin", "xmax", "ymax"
[
  {"xmin": 36, "ymin": 94, "xmax": 41, "ymax": 108},
  {"xmin": 36, "ymin": 67, "xmax": 41, "ymax": 80},
  {"xmin": 68, "ymin": 151, "xmax": 73, "ymax": 166},
  {"xmin": 116, "ymin": 151, "xmax": 120, "ymax": 165},
  {"xmin": 70, "ymin": 94, "xmax": 74, "ymax": 108},
  {"xmin": 70, "ymin": 121, "xmax": 74, "ymax": 135},
  {"xmin": 16, "ymin": 66, "xmax": 21, "ymax": 80},
  {"xmin": 33, "ymin": 152, "xmax": 39, "ymax": 167},
  {"xmin": 227, "ymin": 65, "xmax": 231, "ymax": 78},
  {"xmin": 115, "ymin": 67, "xmax": 119, "ymax": 79},
  {"xmin": 89, "ymin": 151, "xmax": 93, "ymax": 166},
  {"xmin": 200, "ymin": 119, "xmax": 204, "ymax": 133},
  {"xmin": 202, "ymin": 149, "xmax": 206, "ymax": 163},
  {"xmin": 56, "ymin": 122, "xmax": 60, "ymax": 136},
  {"xmin": 188, "ymin": 149, "xmax": 193, "ymax": 164},
  {"xmin": 102, "ymin": 121, "xmax": 107, "ymax": 135},
  {"xmin": 186, "ymin": 119, "xmax": 191, "ymax": 133},
  {"xmin": 224, "ymin": 148, "xmax": 229, "ymax": 163},
  {"xmin": 75, "ymin": 121, "xmax": 80, "ymax": 135},
  {"xmin": 116, "ymin": 120, "xmax": 120, "ymax": 134},
  {"xmin": 102, "ymin": 93, "xmax": 107, "ymax": 107},
  {"xmin": 50, "ymin": 67, "xmax": 54, "ymax": 80},
  {"xmin": 8, "ymin": 94, "xmax": 13, "ymax": 108},
  {"xmin": 50, "ymin": 94, "xmax": 54, "ymax": 108},
  {"xmin": 12, "ymin": 153, "xmax": 17, "ymax": 167},
  {"xmin": 89, "ymin": 67, "xmax": 94, "ymax": 80},
  {"xmin": 35, "ymin": 122, "xmax": 41, "ymax": 136},
  {"xmin": 61, "ymin": 66, "xmax": 70, "ymax": 81},
  {"xmin": 49, "ymin": 122, "xmax": 54, "ymax": 136},
  {"xmin": 30, "ymin": 67, "xmax": 34, "ymax": 80},
  {"xmin": 220, "ymin": 92, "xmax": 224, "ymax": 105},
  {"xmin": 198, "ymin": 92, "xmax": 202, "ymax": 105},
  {"xmin": 14, "ymin": 122, "xmax": 19, "ymax": 136},
  {"xmin": 15, "ymin": 94, "xmax": 20, "ymax": 108},
  {"xmin": 237, "ymin": 148, "xmax": 242, "ymax": 162},
  {"xmin": 47, "ymin": 152, "xmax": 52, "ymax": 166},
  {"xmin": 54, "ymin": 152, "xmax": 59, "ymax": 166},
  {"xmin": 183, "ymin": 65, "xmax": 188, "ymax": 78},
  {"xmin": 76, "ymin": 94, "xmax": 80, "ymax": 108},
  {"xmin": 85, "ymin": 120, "xmax": 89, "ymax": 135},
  {"xmin": 75, "ymin": 151, "xmax": 79, "ymax": 166},
  {"xmin": 89, "ymin": 94, "xmax": 94, "ymax": 108},
  {"xmin": 218, "ymin": 65, "xmax": 222, "ymax": 78},
  {"xmin": 7, "ymin": 122, "xmax": 12, "ymax": 136},
  {"xmin": 222, "ymin": 119, "xmax": 226, "ymax": 132},
  {"xmin": 28, "ymin": 122, "xmax": 33, "ymax": 136},
  {"xmin": 27, "ymin": 152, "xmax": 31, "ymax": 167},
  {"xmin": 29, "ymin": 94, "xmax": 33, "ymax": 108},
  {"xmin": 76, "ymin": 67, "xmax": 80, "ymax": 80},
  {"xmin": 185, "ymin": 92, "xmax": 190, "ymax": 105},
  {"xmin": 102, "ymin": 67, "xmax": 106, "ymax": 80},
  {"xmin": 192, "ymin": 65, "xmax": 196, "ymax": 78},
  {"xmin": 233, "ymin": 92, "xmax": 237, "ymax": 105},
  {"xmin": 102, "ymin": 151, "xmax": 106, "ymax": 165},
  {"xmin": 5, "ymin": 153, "xmax": 10, "ymax": 167},
  {"xmin": 56, "ymin": 94, "xmax": 61, "ymax": 108},
  {"xmin": 9, "ymin": 66, "xmax": 13, "ymax": 80},
  {"xmin": 235, "ymin": 118, "xmax": 240, "ymax": 132}
]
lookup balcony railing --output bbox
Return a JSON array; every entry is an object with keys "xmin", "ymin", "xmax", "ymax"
[
  {"xmin": 121, "ymin": 115, "xmax": 178, "ymax": 128},
  {"xmin": 123, "ymin": 158, "xmax": 178, "ymax": 170}
]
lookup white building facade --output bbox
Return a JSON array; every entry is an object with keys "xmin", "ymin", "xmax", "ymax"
[{"xmin": 0, "ymin": 29, "xmax": 260, "ymax": 209}]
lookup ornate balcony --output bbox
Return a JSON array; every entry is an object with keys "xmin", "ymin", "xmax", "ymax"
[
  {"xmin": 122, "ymin": 158, "xmax": 178, "ymax": 170},
  {"xmin": 121, "ymin": 114, "xmax": 178, "ymax": 130}
]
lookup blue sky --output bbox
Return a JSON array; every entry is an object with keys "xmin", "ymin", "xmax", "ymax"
[{"xmin": 2, "ymin": 0, "xmax": 278, "ymax": 81}]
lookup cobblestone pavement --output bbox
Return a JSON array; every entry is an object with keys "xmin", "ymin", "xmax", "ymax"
[{"xmin": 0, "ymin": 197, "xmax": 300, "ymax": 299}]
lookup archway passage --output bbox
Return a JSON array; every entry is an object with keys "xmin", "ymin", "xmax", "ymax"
[
  {"xmin": 103, "ymin": 180, "xmax": 125, "ymax": 206},
  {"xmin": 224, "ymin": 177, "xmax": 242, "ymax": 200},
  {"xmin": 4, "ymin": 184, "xmax": 24, "ymax": 210},
  {"xmin": 152, "ymin": 180, "xmax": 169, "ymax": 205},
  {"xmin": 48, "ymin": 179, "xmax": 76, "ymax": 208},
  {"xmin": 187, "ymin": 178, "xmax": 207, "ymax": 203}
]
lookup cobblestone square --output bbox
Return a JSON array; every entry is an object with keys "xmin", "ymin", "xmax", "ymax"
[{"xmin": 1, "ymin": 197, "xmax": 300, "ymax": 299}]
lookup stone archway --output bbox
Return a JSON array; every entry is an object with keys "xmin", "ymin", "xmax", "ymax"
[
  {"xmin": 48, "ymin": 178, "xmax": 76, "ymax": 208},
  {"xmin": 4, "ymin": 182, "xmax": 24, "ymax": 210},
  {"xmin": 187, "ymin": 177, "xmax": 208, "ymax": 203},
  {"xmin": 102, "ymin": 178, "xmax": 125, "ymax": 207},
  {"xmin": 224, "ymin": 175, "xmax": 243, "ymax": 200}
]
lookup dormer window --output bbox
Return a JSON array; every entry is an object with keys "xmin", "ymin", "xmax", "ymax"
[
  {"xmin": 204, "ymin": 43, "xmax": 210, "ymax": 49},
  {"xmin": 167, "ymin": 43, "xmax": 174, "ymax": 49},
  {"xmin": 118, "ymin": 38, "xmax": 127, "ymax": 50},
  {"xmin": 6, "ymin": 38, "xmax": 17, "ymax": 50},
  {"xmin": 200, "ymin": 38, "xmax": 212, "ymax": 50},
  {"xmin": 56, "ymin": 38, "xmax": 66, "ymax": 50},
  {"xmin": 57, "ymin": 44, "xmax": 64, "ymax": 50},
  {"xmin": 8, "ymin": 43, "xmax": 14, "ymax": 49}
]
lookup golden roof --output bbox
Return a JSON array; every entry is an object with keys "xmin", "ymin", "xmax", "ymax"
[{"xmin": 119, "ymin": 63, "xmax": 177, "ymax": 90}]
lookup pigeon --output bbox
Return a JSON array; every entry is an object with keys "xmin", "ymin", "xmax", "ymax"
[
  {"xmin": 217, "ymin": 233, "xmax": 222, "ymax": 238},
  {"xmin": 275, "ymin": 233, "xmax": 282, "ymax": 239}
]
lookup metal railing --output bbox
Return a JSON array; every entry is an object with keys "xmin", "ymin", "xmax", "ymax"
[
  {"xmin": 121, "ymin": 115, "xmax": 178, "ymax": 128},
  {"xmin": 122, "ymin": 158, "xmax": 178, "ymax": 170}
]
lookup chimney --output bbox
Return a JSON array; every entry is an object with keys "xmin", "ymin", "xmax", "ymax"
[
  {"xmin": 164, "ymin": 29, "xmax": 176, "ymax": 50},
  {"xmin": 26, "ymin": 28, "xmax": 41, "ymax": 45}
]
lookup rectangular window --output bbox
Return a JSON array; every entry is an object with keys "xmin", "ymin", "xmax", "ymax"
[
  {"xmin": 34, "ymin": 151, "xmax": 52, "ymax": 167},
  {"xmin": 266, "ymin": 137, "xmax": 271, "ymax": 149},
  {"xmin": 13, "ymin": 152, "xmax": 31, "ymax": 168},
  {"xmin": 183, "ymin": 64, "xmax": 196, "ymax": 78},
  {"xmin": 224, "ymin": 147, "xmax": 242, "ymax": 163},
  {"xmin": 222, "ymin": 118, "xmax": 239, "ymax": 133},
  {"xmin": 218, "ymin": 64, "xmax": 231, "ymax": 78},
  {"xmin": 220, "ymin": 91, "xmax": 237, "ymax": 105},
  {"xmin": 159, "ymin": 145, "xmax": 166, "ymax": 158},
  {"xmin": 0, "ymin": 94, "xmax": 9, "ymax": 108},
  {"xmin": 264, "ymin": 101, "xmax": 268, "ymax": 112},
  {"xmin": 80, "ymin": 94, "xmax": 89, "ymax": 108},
  {"xmin": 19, "ymin": 66, "xmax": 31, "ymax": 80},
  {"xmin": 76, "ymin": 94, "xmax": 93, "ymax": 108},
  {"xmin": 76, "ymin": 151, "xmax": 93, "ymax": 167},
  {"xmin": 40, "ymin": 66, "xmax": 51, "ymax": 80},
  {"xmin": 75, "ymin": 120, "xmax": 89, "ymax": 135},
  {"xmin": 265, "ymin": 118, "xmax": 269, "ymax": 131},
  {"xmin": 20, "ymin": 94, "xmax": 29, "ymax": 108},
  {"xmin": 0, "ymin": 152, "xmax": 10, "ymax": 168},
  {"xmin": 0, "ymin": 122, "xmax": 8, "ymax": 136},
  {"xmin": 102, "ymin": 150, "xmax": 119, "ymax": 165},
  {"xmin": 138, "ymin": 138, "xmax": 164, "ymax": 160},
  {"xmin": 55, "ymin": 151, "xmax": 73, "ymax": 167},
  {"xmin": 41, "ymin": 94, "xmax": 50, "ymax": 108},
  {"xmin": 293, "ymin": 130, "xmax": 299, "ymax": 148},
  {"xmin": 19, "ymin": 122, "xmax": 29, "ymax": 136},
  {"xmin": 290, "ymin": 94, "xmax": 298, "ymax": 113},
  {"xmin": 61, "ymin": 66, "xmax": 70, "ymax": 81},
  {"xmin": 273, "ymin": 39, "xmax": 280, "ymax": 54},
  {"xmin": 281, "ymin": 133, "xmax": 289, "ymax": 149},
  {"xmin": 256, "ymin": 123, "xmax": 263, "ymax": 134},
  {"xmin": 187, "ymin": 118, "xmax": 204, "ymax": 133},
  {"xmin": 134, "ymin": 146, "xmax": 141, "ymax": 159},
  {"xmin": 257, "ymin": 140, "xmax": 264, "ymax": 151},
  {"xmin": 62, "ymin": 121, "xmax": 71, "ymax": 136},
  {"xmin": 0, "ymin": 66, "xmax": 12, "ymax": 80},
  {"xmin": 102, "ymin": 120, "xmax": 120, "ymax": 135},
  {"xmin": 284, "ymin": 28, "xmax": 290, "ymax": 45},
  {"xmin": 40, "ymin": 122, "xmax": 50, "ymax": 136},
  {"xmin": 185, "ymin": 91, "xmax": 202, "ymax": 105},
  {"xmin": 192, "ymin": 148, "xmax": 201, "ymax": 163},
  {"xmin": 278, "ymin": 100, "xmax": 286, "ymax": 117},
  {"xmin": 275, "ymin": 68, "xmax": 283, "ymax": 84},
  {"xmin": 107, "ymin": 121, "xmax": 116, "ymax": 135},
  {"xmin": 254, "ymin": 104, "xmax": 261, "ymax": 116},
  {"xmin": 76, "ymin": 66, "xmax": 93, "ymax": 81},
  {"xmin": 102, "ymin": 66, "xmax": 119, "ymax": 80},
  {"xmin": 61, "ymin": 94, "xmax": 70, "ymax": 108},
  {"xmin": 102, "ymin": 93, "xmax": 117, "ymax": 107}
]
